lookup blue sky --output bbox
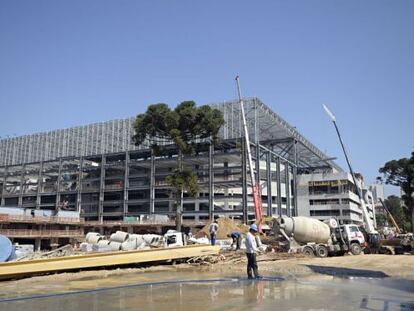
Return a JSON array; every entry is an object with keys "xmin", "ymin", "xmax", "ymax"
[{"xmin": 1, "ymin": 1, "xmax": 413, "ymax": 196}]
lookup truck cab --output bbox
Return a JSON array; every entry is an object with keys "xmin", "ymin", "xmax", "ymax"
[{"xmin": 336, "ymin": 224, "xmax": 366, "ymax": 255}]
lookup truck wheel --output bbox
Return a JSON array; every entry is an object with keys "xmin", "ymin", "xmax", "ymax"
[
  {"xmin": 316, "ymin": 245, "xmax": 328, "ymax": 258},
  {"xmin": 350, "ymin": 243, "xmax": 362, "ymax": 255},
  {"xmin": 302, "ymin": 246, "xmax": 315, "ymax": 257}
]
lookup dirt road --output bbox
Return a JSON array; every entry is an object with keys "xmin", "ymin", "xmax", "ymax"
[{"xmin": 232, "ymin": 253, "xmax": 414, "ymax": 279}]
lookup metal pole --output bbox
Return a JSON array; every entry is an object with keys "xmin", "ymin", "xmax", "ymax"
[
  {"xmin": 242, "ymin": 140, "xmax": 248, "ymax": 223},
  {"xmin": 235, "ymin": 76, "xmax": 263, "ymax": 224},
  {"xmin": 236, "ymin": 76, "xmax": 256, "ymax": 186}
]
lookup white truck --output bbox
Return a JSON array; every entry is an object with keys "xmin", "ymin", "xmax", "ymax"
[{"xmin": 273, "ymin": 216, "xmax": 366, "ymax": 257}]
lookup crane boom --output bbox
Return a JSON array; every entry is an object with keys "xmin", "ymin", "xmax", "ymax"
[
  {"xmin": 322, "ymin": 104, "xmax": 377, "ymax": 234},
  {"xmin": 235, "ymin": 76, "xmax": 263, "ymax": 225},
  {"xmin": 379, "ymin": 198, "xmax": 402, "ymax": 234}
]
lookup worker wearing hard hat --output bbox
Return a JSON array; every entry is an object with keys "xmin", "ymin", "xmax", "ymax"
[{"xmin": 245, "ymin": 224, "xmax": 261, "ymax": 279}]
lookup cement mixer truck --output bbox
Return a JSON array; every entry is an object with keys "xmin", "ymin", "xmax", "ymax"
[{"xmin": 273, "ymin": 216, "xmax": 366, "ymax": 257}]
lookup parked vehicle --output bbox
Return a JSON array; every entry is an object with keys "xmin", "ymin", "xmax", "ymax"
[{"xmin": 272, "ymin": 216, "xmax": 365, "ymax": 257}]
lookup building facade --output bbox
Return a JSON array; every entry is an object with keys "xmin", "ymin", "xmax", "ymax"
[{"xmin": 297, "ymin": 171, "xmax": 376, "ymax": 226}]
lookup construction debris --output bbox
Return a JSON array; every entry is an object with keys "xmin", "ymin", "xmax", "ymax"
[{"xmin": 186, "ymin": 254, "xmax": 225, "ymax": 266}]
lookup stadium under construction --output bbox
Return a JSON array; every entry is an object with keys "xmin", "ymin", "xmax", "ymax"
[{"xmin": 0, "ymin": 98, "xmax": 340, "ymax": 227}]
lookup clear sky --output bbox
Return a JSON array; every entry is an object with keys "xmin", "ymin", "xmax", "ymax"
[{"xmin": 0, "ymin": 1, "xmax": 413, "ymax": 196}]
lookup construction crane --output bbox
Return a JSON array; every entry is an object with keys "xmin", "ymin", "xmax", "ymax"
[
  {"xmin": 235, "ymin": 76, "xmax": 263, "ymax": 228},
  {"xmin": 322, "ymin": 104, "xmax": 378, "ymax": 236},
  {"xmin": 379, "ymin": 198, "xmax": 402, "ymax": 234}
]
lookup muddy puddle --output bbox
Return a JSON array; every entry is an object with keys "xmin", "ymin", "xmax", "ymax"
[{"xmin": 0, "ymin": 269, "xmax": 413, "ymax": 310}]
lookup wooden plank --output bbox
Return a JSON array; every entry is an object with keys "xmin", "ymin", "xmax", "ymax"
[{"xmin": 0, "ymin": 244, "xmax": 220, "ymax": 280}]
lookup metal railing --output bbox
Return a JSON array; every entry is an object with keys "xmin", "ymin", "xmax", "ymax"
[
  {"xmin": 0, "ymin": 214, "xmax": 84, "ymax": 224},
  {"xmin": 0, "ymin": 229, "xmax": 84, "ymax": 238}
]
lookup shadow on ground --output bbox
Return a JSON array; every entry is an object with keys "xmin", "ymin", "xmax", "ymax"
[{"xmin": 305, "ymin": 265, "xmax": 389, "ymax": 278}]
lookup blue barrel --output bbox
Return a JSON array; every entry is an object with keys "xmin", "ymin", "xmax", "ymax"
[{"xmin": 0, "ymin": 235, "xmax": 13, "ymax": 262}]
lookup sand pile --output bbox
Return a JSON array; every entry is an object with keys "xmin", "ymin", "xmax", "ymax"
[{"xmin": 196, "ymin": 218, "xmax": 250, "ymax": 239}]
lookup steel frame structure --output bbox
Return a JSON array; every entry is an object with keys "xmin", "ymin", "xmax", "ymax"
[{"xmin": 0, "ymin": 98, "xmax": 341, "ymax": 223}]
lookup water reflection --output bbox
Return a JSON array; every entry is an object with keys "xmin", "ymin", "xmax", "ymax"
[{"xmin": 1, "ymin": 274, "xmax": 413, "ymax": 311}]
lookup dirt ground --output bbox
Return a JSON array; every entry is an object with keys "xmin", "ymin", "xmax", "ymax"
[
  {"xmin": 217, "ymin": 252, "xmax": 414, "ymax": 280},
  {"xmin": 6, "ymin": 252, "xmax": 414, "ymax": 287}
]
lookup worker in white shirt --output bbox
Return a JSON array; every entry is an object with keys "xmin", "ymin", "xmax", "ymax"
[
  {"xmin": 245, "ymin": 224, "xmax": 261, "ymax": 279},
  {"xmin": 208, "ymin": 220, "xmax": 219, "ymax": 246}
]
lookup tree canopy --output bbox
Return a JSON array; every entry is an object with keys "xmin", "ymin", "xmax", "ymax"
[
  {"xmin": 133, "ymin": 101, "xmax": 224, "ymax": 154},
  {"xmin": 378, "ymin": 195, "xmax": 411, "ymax": 232},
  {"xmin": 379, "ymin": 150, "xmax": 414, "ymax": 231},
  {"xmin": 132, "ymin": 101, "xmax": 224, "ymax": 228}
]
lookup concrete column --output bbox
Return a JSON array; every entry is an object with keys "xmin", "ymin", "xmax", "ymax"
[
  {"xmin": 1, "ymin": 166, "xmax": 8, "ymax": 206},
  {"xmin": 276, "ymin": 157, "xmax": 282, "ymax": 217},
  {"xmin": 285, "ymin": 162, "xmax": 291, "ymax": 216},
  {"xmin": 77, "ymin": 157, "xmax": 83, "ymax": 213},
  {"xmin": 55, "ymin": 159, "xmax": 63, "ymax": 210},
  {"xmin": 266, "ymin": 151, "xmax": 272, "ymax": 217},
  {"xmin": 150, "ymin": 149, "xmax": 155, "ymax": 215},
  {"xmin": 36, "ymin": 162, "xmax": 43, "ymax": 209},
  {"xmin": 293, "ymin": 140, "xmax": 298, "ymax": 217},
  {"xmin": 35, "ymin": 238, "xmax": 41, "ymax": 251},
  {"xmin": 123, "ymin": 152, "xmax": 129, "ymax": 218},
  {"xmin": 208, "ymin": 143, "xmax": 214, "ymax": 221},
  {"xmin": 99, "ymin": 155, "xmax": 106, "ymax": 223},
  {"xmin": 18, "ymin": 164, "xmax": 25, "ymax": 207}
]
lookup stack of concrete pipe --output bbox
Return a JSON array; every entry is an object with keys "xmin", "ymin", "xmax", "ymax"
[{"xmin": 81, "ymin": 231, "xmax": 163, "ymax": 252}]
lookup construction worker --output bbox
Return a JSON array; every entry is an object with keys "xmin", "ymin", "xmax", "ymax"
[
  {"xmin": 245, "ymin": 224, "xmax": 261, "ymax": 279},
  {"xmin": 227, "ymin": 231, "xmax": 241, "ymax": 250},
  {"xmin": 209, "ymin": 220, "xmax": 219, "ymax": 246}
]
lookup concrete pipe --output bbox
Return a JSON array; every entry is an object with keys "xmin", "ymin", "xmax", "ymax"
[
  {"xmin": 109, "ymin": 241, "xmax": 122, "ymax": 251},
  {"xmin": 129, "ymin": 234, "xmax": 144, "ymax": 246},
  {"xmin": 97, "ymin": 240, "xmax": 110, "ymax": 247},
  {"xmin": 279, "ymin": 216, "xmax": 331, "ymax": 244},
  {"xmin": 86, "ymin": 235, "xmax": 103, "ymax": 244},
  {"xmin": 85, "ymin": 232, "xmax": 101, "ymax": 241},
  {"xmin": 121, "ymin": 239, "xmax": 138, "ymax": 251},
  {"xmin": 143, "ymin": 234, "xmax": 162, "ymax": 246},
  {"xmin": 110, "ymin": 231, "xmax": 129, "ymax": 243}
]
